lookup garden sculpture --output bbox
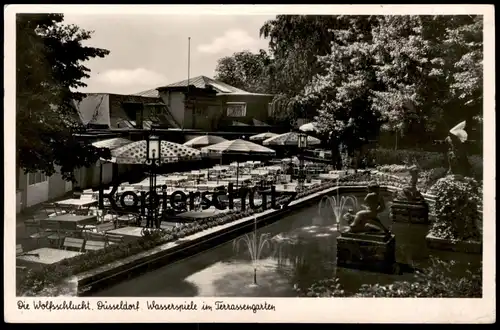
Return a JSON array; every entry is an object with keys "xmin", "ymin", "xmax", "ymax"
[
  {"xmin": 396, "ymin": 165, "xmax": 425, "ymax": 202},
  {"xmin": 346, "ymin": 182, "xmax": 390, "ymax": 235},
  {"xmin": 446, "ymin": 121, "xmax": 472, "ymax": 177}
]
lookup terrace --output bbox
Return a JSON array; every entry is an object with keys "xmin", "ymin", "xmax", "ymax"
[{"xmin": 16, "ymin": 158, "xmax": 333, "ymax": 272}]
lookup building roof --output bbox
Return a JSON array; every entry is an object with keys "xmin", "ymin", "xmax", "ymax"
[
  {"xmin": 74, "ymin": 93, "xmax": 173, "ymax": 129},
  {"xmin": 132, "ymin": 89, "xmax": 161, "ymax": 98},
  {"xmin": 162, "ymin": 75, "xmax": 250, "ymax": 94},
  {"xmin": 135, "ymin": 75, "xmax": 273, "ymax": 97}
]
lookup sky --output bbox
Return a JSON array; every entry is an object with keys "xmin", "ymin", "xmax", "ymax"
[{"xmin": 62, "ymin": 14, "xmax": 275, "ymax": 95}]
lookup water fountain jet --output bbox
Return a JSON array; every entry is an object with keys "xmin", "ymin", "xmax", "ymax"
[{"xmin": 232, "ymin": 216, "xmax": 273, "ymax": 286}]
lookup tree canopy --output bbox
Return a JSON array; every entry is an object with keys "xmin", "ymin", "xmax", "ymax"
[
  {"xmin": 214, "ymin": 50, "xmax": 272, "ymax": 94},
  {"xmin": 252, "ymin": 15, "xmax": 483, "ymax": 149},
  {"xmin": 16, "ymin": 14, "xmax": 111, "ymax": 182}
]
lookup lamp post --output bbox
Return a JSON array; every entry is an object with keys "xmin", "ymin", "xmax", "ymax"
[
  {"xmin": 297, "ymin": 132, "xmax": 308, "ymax": 188},
  {"xmin": 145, "ymin": 134, "xmax": 161, "ymax": 228}
]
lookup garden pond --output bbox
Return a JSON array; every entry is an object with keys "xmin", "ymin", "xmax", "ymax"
[{"xmin": 91, "ymin": 192, "xmax": 481, "ymax": 297}]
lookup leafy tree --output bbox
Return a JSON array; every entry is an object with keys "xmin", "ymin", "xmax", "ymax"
[
  {"xmin": 297, "ymin": 16, "xmax": 383, "ymax": 163},
  {"xmin": 295, "ymin": 15, "xmax": 483, "ymax": 153},
  {"xmin": 370, "ymin": 15, "xmax": 483, "ymax": 146},
  {"xmin": 16, "ymin": 14, "xmax": 110, "ymax": 182},
  {"xmin": 259, "ymin": 15, "xmax": 340, "ymax": 122},
  {"xmin": 214, "ymin": 50, "xmax": 272, "ymax": 94},
  {"xmin": 446, "ymin": 15, "xmax": 483, "ymax": 140}
]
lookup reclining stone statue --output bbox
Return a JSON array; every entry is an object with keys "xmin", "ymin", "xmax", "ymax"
[{"xmin": 345, "ymin": 182, "xmax": 390, "ymax": 235}]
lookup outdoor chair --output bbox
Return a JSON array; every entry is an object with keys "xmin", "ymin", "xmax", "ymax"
[
  {"xmin": 104, "ymin": 209, "xmax": 120, "ymax": 227},
  {"xmin": 62, "ymin": 237, "xmax": 85, "ymax": 252},
  {"xmin": 73, "ymin": 208, "xmax": 90, "ymax": 216},
  {"xmin": 44, "ymin": 221, "xmax": 67, "ymax": 248},
  {"xmin": 15, "ymin": 244, "xmax": 35, "ymax": 271},
  {"xmin": 58, "ymin": 204, "xmax": 76, "ymax": 214},
  {"xmin": 24, "ymin": 219, "xmax": 50, "ymax": 246},
  {"xmin": 105, "ymin": 233, "xmax": 125, "ymax": 245},
  {"xmin": 95, "ymin": 221, "xmax": 116, "ymax": 234},
  {"xmin": 42, "ymin": 202, "xmax": 67, "ymax": 217},
  {"xmin": 84, "ymin": 240, "xmax": 107, "ymax": 252},
  {"xmin": 115, "ymin": 212, "xmax": 139, "ymax": 228},
  {"xmin": 96, "ymin": 209, "xmax": 117, "ymax": 224},
  {"xmin": 84, "ymin": 231, "xmax": 106, "ymax": 241}
]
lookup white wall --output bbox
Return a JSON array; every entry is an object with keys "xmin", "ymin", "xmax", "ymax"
[
  {"xmin": 161, "ymin": 91, "xmax": 185, "ymax": 127},
  {"xmin": 16, "ymin": 190, "xmax": 22, "ymax": 214},
  {"xmin": 48, "ymin": 166, "xmax": 72, "ymax": 200},
  {"xmin": 26, "ymin": 180, "xmax": 49, "ymax": 207}
]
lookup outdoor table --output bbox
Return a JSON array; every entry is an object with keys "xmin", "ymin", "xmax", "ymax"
[
  {"xmin": 164, "ymin": 175, "xmax": 189, "ymax": 183},
  {"xmin": 106, "ymin": 227, "xmax": 144, "ymax": 242},
  {"xmin": 56, "ymin": 198, "xmax": 97, "ymax": 209},
  {"xmin": 16, "ymin": 248, "xmax": 83, "ymax": 265},
  {"xmin": 40, "ymin": 214, "xmax": 98, "ymax": 230},
  {"xmin": 211, "ymin": 165, "xmax": 230, "ymax": 171},
  {"xmin": 251, "ymin": 170, "xmax": 269, "ymax": 176},
  {"xmin": 318, "ymin": 173, "xmax": 339, "ymax": 180},
  {"xmin": 274, "ymin": 184, "xmax": 298, "ymax": 193},
  {"xmin": 226, "ymin": 176, "xmax": 252, "ymax": 183}
]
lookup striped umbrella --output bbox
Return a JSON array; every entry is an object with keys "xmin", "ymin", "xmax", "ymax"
[
  {"xmin": 249, "ymin": 132, "xmax": 279, "ymax": 142},
  {"xmin": 202, "ymin": 139, "xmax": 276, "ymax": 156},
  {"xmin": 92, "ymin": 137, "xmax": 132, "ymax": 150},
  {"xmin": 183, "ymin": 135, "xmax": 228, "ymax": 148},
  {"xmin": 299, "ymin": 122, "xmax": 318, "ymax": 133},
  {"xmin": 110, "ymin": 140, "xmax": 201, "ymax": 164},
  {"xmin": 263, "ymin": 131, "xmax": 321, "ymax": 146},
  {"xmin": 202, "ymin": 139, "xmax": 276, "ymax": 186},
  {"xmin": 93, "ymin": 138, "xmax": 134, "ymax": 194}
]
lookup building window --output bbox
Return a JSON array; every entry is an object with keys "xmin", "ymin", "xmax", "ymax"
[
  {"xmin": 226, "ymin": 102, "xmax": 247, "ymax": 117},
  {"xmin": 28, "ymin": 171, "xmax": 48, "ymax": 186}
]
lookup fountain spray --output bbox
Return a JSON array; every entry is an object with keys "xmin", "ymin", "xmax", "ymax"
[
  {"xmin": 232, "ymin": 215, "xmax": 272, "ymax": 286},
  {"xmin": 317, "ymin": 174, "xmax": 358, "ymax": 231}
]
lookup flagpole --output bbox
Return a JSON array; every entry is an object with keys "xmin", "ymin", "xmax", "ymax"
[
  {"xmin": 183, "ymin": 37, "xmax": 191, "ymax": 131},
  {"xmin": 187, "ymin": 37, "xmax": 191, "ymax": 91}
]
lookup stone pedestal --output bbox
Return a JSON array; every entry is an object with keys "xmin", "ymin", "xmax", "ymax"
[
  {"xmin": 337, "ymin": 232, "xmax": 396, "ymax": 273},
  {"xmin": 390, "ymin": 200, "xmax": 429, "ymax": 224}
]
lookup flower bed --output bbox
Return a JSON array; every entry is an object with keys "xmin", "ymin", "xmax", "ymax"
[
  {"xmin": 17, "ymin": 179, "xmax": 343, "ymax": 296},
  {"xmin": 372, "ymin": 148, "xmax": 447, "ymax": 170}
]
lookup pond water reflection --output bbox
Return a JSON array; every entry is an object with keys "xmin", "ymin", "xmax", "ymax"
[{"xmin": 92, "ymin": 192, "xmax": 481, "ymax": 297}]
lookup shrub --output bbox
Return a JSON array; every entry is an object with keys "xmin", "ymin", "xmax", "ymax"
[
  {"xmin": 469, "ymin": 155, "xmax": 483, "ymax": 181},
  {"xmin": 377, "ymin": 164, "xmax": 410, "ymax": 173},
  {"xmin": 430, "ymin": 175, "xmax": 482, "ymax": 241},
  {"xmin": 418, "ymin": 167, "xmax": 448, "ymax": 193},
  {"xmin": 373, "ymin": 148, "xmax": 446, "ymax": 170},
  {"xmin": 297, "ymin": 257, "xmax": 481, "ymax": 298}
]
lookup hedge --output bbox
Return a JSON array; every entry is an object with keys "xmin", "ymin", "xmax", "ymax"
[{"xmin": 371, "ymin": 148, "xmax": 482, "ymax": 181}]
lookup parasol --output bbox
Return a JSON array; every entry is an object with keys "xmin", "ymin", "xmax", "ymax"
[
  {"xmin": 299, "ymin": 122, "xmax": 318, "ymax": 133},
  {"xmin": 249, "ymin": 132, "xmax": 279, "ymax": 142},
  {"xmin": 183, "ymin": 135, "xmax": 228, "ymax": 148},
  {"xmin": 202, "ymin": 139, "xmax": 276, "ymax": 187},
  {"xmin": 92, "ymin": 137, "xmax": 132, "ymax": 150},
  {"xmin": 93, "ymin": 138, "xmax": 133, "ymax": 195},
  {"xmin": 263, "ymin": 131, "xmax": 321, "ymax": 146},
  {"xmin": 109, "ymin": 140, "xmax": 201, "ymax": 164}
]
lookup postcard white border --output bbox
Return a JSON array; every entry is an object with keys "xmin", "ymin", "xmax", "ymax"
[{"xmin": 4, "ymin": 4, "xmax": 496, "ymax": 323}]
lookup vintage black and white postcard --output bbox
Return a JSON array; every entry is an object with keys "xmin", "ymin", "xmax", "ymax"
[{"xmin": 4, "ymin": 4, "xmax": 495, "ymax": 323}]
